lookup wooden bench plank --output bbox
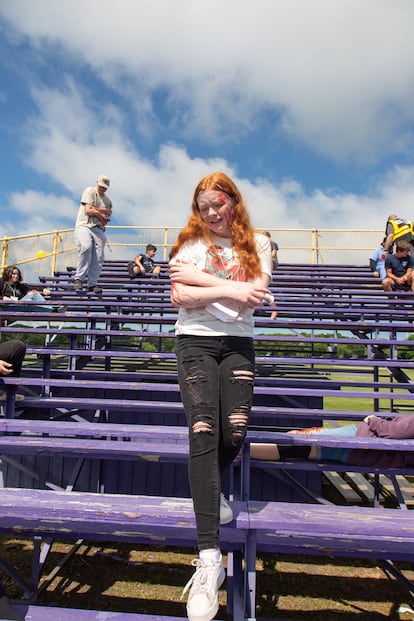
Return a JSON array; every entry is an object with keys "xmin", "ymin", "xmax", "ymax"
[
  {"xmin": 0, "ymin": 435, "xmax": 189, "ymax": 462},
  {"xmin": 12, "ymin": 604, "xmax": 189, "ymax": 621},
  {"xmin": 247, "ymin": 500, "xmax": 414, "ymax": 560},
  {"xmin": 4, "ymin": 376, "xmax": 414, "ymax": 402},
  {"xmin": 345, "ymin": 472, "xmax": 379, "ymax": 503},
  {"xmin": 0, "ymin": 488, "xmax": 247, "ymax": 545},
  {"xmin": 0, "ymin": 490, "xmax": 246, "ymax": 620},
  {"xmin": 4, "ymin": 421, "xmax": 414, "ymax": 454},
  {"xmin": 246, "ymin": 430, "xmax": 414, "ymax": 451},
  {"xmin": 323, "ymin": 471, "xmax": 363, "ymax": 504},
  {"xmin": 0, "ymin": 419, "xmax": 188, "ymax": 440}
]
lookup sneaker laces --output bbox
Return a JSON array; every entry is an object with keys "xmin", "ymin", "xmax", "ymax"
[{"xmin": 180, "ymin": 557, "xmax": 218, "ymax": 600}]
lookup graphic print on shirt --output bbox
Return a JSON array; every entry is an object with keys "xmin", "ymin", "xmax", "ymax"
[{"xmin": 205, "ymin": 244, "xmax": 247, "ymax": 281}]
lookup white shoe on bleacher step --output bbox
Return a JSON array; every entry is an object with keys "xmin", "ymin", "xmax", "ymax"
[
  {"xmin": 219, "ymin": 493, "xmax": 233, "ymax": 525},
  {"xmin": 182, "ymin": 554, "xmax": 225, "ymax": 621}
]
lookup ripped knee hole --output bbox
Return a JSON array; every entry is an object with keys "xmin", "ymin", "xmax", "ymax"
[
  {"xmin": 229, "ymin": 414, "xmax": 248, "ymax": 427},
  {"xmin": 231, "ymin": 369, "xmax": 254, "ymax": 383},
  {"xmin": 192, "ymin": 421, "xmax": 212, "ymax": 433}
]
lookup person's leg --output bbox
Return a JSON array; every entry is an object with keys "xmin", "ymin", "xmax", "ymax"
[
  {"xmin": 176, "ymin": 335, "xmax": 222, "ymax": 551},
  {"xmin": 250, "ymin": 424, "xmax": 358, "ymax": 464},
  {"xmin": 127, "ymin": 261, "xmax": 139, "ymax": 279},
  {"xmin": 382, "ymin": 277, "xmax": 394, "ymax": 292},
  {"xmin": 19, "ymin": 293, "xmax": 53, "ymax": 312},
  {"xmin": 74, "ymin": 227, "xmax": 93, "ymax": 282},
  {"xmin": 87, "ymin": 227, "xmax": 106, "ymax": 287},
  {"xmin": 21, "ymin": 292, "xmax": 46, "ymax": 303},
  {"xmin": 0, "ymin": 340, "xmax": 26, "ymax": 376},
  {"xmin": 317, "ymin": 424, "xmax": 358, "ymax": 463},
  {"xmin": 176, "ymin": 336, "xmax": 225, "ymax": 621},
  {"xmin": 218, "ymin": 337, "xmax": 255, "ymax": 474},
  {"xmin": 251, "ymin": 443, "xmax": 312, "ymax": 460}
]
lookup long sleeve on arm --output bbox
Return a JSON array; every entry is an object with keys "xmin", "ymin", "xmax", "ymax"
[
  {"xmin": 368, "ymin": 415, "xmax": 414, "ymax": 439},
  {"xmin": 349, "ymin": 415, "xmax": 414, "ymax": 468}
]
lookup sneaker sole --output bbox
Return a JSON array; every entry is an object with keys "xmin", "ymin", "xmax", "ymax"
[
  {"xmin": 220, "ymin": 511, "xmax": 234, "ymax": 525},
  {"xmin": 220, "ymin": 495, "xmax": 234, "ymax": 525},
  {"xmin": 186, "ymin": 565, "xmax": 225, "ymax": 621}
]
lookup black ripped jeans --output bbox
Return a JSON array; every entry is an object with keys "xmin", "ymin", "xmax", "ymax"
[{"xmin": 176, "ymin": 334, "xmax": 255, "ymax": 550}]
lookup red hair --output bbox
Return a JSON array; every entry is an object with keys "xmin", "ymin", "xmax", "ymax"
[{"xmin": 169, "ymin": 172, "xmax": 262, "ymax": 279}]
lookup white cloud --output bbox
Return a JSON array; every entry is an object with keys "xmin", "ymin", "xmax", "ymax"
[
  {"xmin": 2, "ymin": 0, "xmax": 414, "ymax": 163},
  {"xmin": 2, "ymin": 0, "xmax": 414, "ymax": 269},
  {"xmin": 3, "ymin": 76, "xmax": 413, "ymax": 238},
  {"xmin": 6, "ymin": 190, "xmax": 77, "ymax": 234}
]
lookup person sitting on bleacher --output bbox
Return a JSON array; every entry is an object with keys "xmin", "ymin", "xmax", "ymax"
[
  {"xmin": 127, "ymin": 244, "xmax": 161, "ymax": 279},
  {"xmin": 382, "ymin": 240, "xmax": 414, "ymax": 292},
  {"xmin": 249, "ymin": 415, "xmax": 414, "ymax": 468},
  {"xmin": 0, "ymin": 265, "xmax": 54, "ymax": 312},
  {"xmin": 369, "ymin": 237, "xmax": 387, "ymax": 280},
  {"xmin": 0, "ymin": 339, "xmax": 26, "ymax": 402},
  {"xmin": 263, "ymin": 231, "xmax": 279, "ymax": 270}
]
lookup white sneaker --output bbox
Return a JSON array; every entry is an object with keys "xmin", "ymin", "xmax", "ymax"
[
  {"xmin": 219, "ymin": 493, "xmax": 233, "ymax": 525},
  {"xmin": 182, "ymin": 555, "xmax": 225, "ymax": 621}
]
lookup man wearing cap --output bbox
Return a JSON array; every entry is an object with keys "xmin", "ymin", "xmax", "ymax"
[{"xmin": 73, "ymin": 175, "xmax": 113, "ymax": 294}]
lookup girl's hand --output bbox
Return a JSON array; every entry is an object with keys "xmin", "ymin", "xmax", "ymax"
[
  {"xmin": 363, "ymin": 415, "xmax": 378, "ymax": 425},
  {"xmin": 0, "ymin": 360, "xmax": 13, "ymax": 375},
  {"xmin": 230, "ymin": 282, "xmax": 271, "ymax": 308},
  {"xmin": 169, "ymin": 261, "xmax": 203, "ymax": 285}
]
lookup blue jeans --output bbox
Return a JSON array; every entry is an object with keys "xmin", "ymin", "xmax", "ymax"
[
  {"xmin": 176, "ymin": 334, "xmax": 255, "ymax": 550},
  {"xmin": 317, "ymin": 424, "xmax": 358, "ymax": 463},
  {"xmin": 7, "ymin": 292, "xmax": 53, "ymax": 313}
]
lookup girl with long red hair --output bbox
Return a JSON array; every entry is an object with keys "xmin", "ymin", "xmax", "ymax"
[{"xmin": 169, "ymin": 172, "xmax": 272, "ymax": 621}]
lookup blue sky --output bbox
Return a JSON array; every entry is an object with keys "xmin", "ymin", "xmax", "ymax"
[{"xmin": 1, "ymin": 0, "xmax": 414, "ymax": 239}]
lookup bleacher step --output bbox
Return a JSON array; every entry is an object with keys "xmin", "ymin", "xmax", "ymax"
[{"xmin": 323, "ymin": 471, "xmax": 363, "ymax": 504}]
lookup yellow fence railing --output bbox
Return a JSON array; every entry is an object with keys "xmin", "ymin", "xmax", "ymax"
[{"xmin": 0, "ymin": 226, "xmax": 385, "ymax": 282}]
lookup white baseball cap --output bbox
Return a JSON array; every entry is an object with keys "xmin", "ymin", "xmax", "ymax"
[{"xmin": 97, "ymin": 175, "xmax": 110, "ymax": 189}]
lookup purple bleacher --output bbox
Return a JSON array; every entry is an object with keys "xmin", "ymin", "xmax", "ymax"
[
  {"xmin": 12, "ymin": 606, "xmax": 188, "ymax": 621},
  {"xmin": 1, "ymin": 260, "xmax": 414, "ymax": 619}
]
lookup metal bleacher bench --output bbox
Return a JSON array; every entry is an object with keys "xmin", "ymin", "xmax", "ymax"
[
  {"xmin": 244, "ymin": 498, "xmax": 414, "ymax": 618},
  {"xmin": 1, "ymin": 260, "xmax": 414, "ymax": 619},
  {"xmin": 0, "ymin": 418, "xmax": 246, "ymax": 621},
  {"xmin": 3, "ymin": 374, "xmax": 414, "ymax": 423},
  {"xmin": 0, "ymin": 488, "xmax": 247, "ymax": 621},
  {"xmin": 239, "ymin": 431, "xmax": 414, "ymax": 619},
  {"xmin": 1, "ymin": 420, "xmax": 414, "ymax": 620}
]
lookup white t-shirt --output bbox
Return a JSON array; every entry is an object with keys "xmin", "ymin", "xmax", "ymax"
[
  {"xmin": 170, "ymin": 233, "xmax": 272, "ymax": 337},
  {"xmin": 75, "ymin": 186, "xmax": 112, "ymax": 230}
]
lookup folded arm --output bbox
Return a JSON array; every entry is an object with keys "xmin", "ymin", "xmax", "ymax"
[
  {"xmin": 84, "ymin": 203, "xmax": 111, "ymax": 225},
  {"xmin": 169, "ymin": 261, "xmax": 270, "ymax": 309}
]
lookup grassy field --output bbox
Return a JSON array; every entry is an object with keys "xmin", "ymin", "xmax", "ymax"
[
  {"xmin": 309, "ymin": 365, "xmax": 414, "ymax": 414},
  {"xmin": 2, "ymin": 538, "xmax": 414, "ymax": 620}
]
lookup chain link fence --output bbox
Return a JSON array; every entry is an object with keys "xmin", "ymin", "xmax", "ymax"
[{"xmin": 1, "ymin": 226, "xmax": 384, "ymax": 283}]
